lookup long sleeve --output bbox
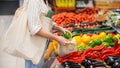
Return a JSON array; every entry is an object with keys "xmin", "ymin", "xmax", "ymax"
[{"xmin": 27, "ymin": 0, "xmax": 42, "ymax": 35}]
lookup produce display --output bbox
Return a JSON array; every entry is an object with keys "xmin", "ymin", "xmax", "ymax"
[
  {"xmin": 44, "ymin": 7, "xmax": 120, "ymax": 68},
  {"xmin": 52, "ymin": 7, "xmax": 103, "ymax": 30},
  {"xmin": 62, "ymin": 61, "xmax": 81, "ymax": 68},
  {"xmin": 47, "ymin": 32, "xmax": 120, "ymax": 67},
  {"xmin": 71, "ymin": 25, "xmax": 117, "ymax": 36},
  {"xmin": 82, "ymin": 59, "xmax": 106, "ymax": 68},
  {"xmin": 57, "ymin": 45, "xmax": 120, "ymax": 67},
  {"xmin": 105, "ymin": 56, "xmax": 120, "ymax": 68},
  {"xmin": 108, "ymin": 12, "xmax": 120, "ymax": 28},
  {"xmin": 75, "ymin": 7, "xmax": 101, "ymax": 15}
]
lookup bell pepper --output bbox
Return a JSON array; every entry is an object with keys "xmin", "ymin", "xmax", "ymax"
[
  {"xmin": 94, "ymin": 39, "xmax": 102, "ymax": 45},
  {"xmin": 102, "ymin": 34, "xmax": 113, "ymax": 43},
  {"xmin": 88, "ymin": 40, "xmax": 96, "ymax": 47},
  {"xmin": 88, "ymin": 39, "xmax": 102, "ymax": 47},
  {"xmin": 109, "ymin": 42, "xmax": 114, "ymax": 47},
  {"xmin": 62, "ymin": 32, "xmax": 71, "ymax": 39},
  {"xmin": 102, "ymin": 42, "xmax": 110, "ymax": 47},
  {"xmin": 113, "ymin": 36, "xmax": 118, "ymax": 41},
  {"xmin": 77, "ymin": 45, "xmax": 91, "ymax": 51}
]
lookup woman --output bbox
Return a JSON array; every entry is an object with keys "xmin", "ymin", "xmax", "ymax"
[{"xmin": 23, "ymin": 0, "xmax": 71, "ymax": 68}]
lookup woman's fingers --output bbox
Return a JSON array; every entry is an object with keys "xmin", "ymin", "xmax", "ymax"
[{"xmin": 57, "ymin": 36, "xmax": 71, "ymax": 46}]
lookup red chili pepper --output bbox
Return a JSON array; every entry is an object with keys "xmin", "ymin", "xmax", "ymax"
[
  {"xmin": 86, "ymin": 51, "xmax": 99, "ymax": 59},
  {"xmin": 63, "ymin": 50, "xmax": 82, "ymax": 59},
  {"xmin": 57, "ymin": 50, "xmax": 82, "ymax": 63},
  {"xmin": 85, "ymin": 51, "xmax": 94, "ymax": 58},
  {"xmin": 100, "ymin": 52, "xmax": 116, "ymax": 60},
  {"xmin": 82, "ymin": 48, "xmax": 93, "ymax": 55},
  {"xmin": 92, "ymin": 44, "xmax": 105, "ymax": 51},
  {"xmin": 92, "ymin": 51, "xmax": 99, "ymax": 58},
  {"xmin": 79, "ymin": 56, "xmax": 85, "ymax": 63},
  {"xmin": 114, "ymin": 41, "xmax": 119, "ymax": 49},
  {"xmin": 101, "ymin": 48, "xmax": 115, "ymax": 55},
  {"xmin": 115, "ymin": 46, "xmax": 120, "ymax": 55},
  {"xmin": 57, "ymin": 56, "xmax": 65, "ymax": 63},
  {"xmin": 68, "ymin": 57, "xmax": 82, "ymax": 63}
]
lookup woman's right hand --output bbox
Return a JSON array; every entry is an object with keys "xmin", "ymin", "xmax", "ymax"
[{"xmin": 56, "ymin": 36, "xmax": 70, "ymax": 46}]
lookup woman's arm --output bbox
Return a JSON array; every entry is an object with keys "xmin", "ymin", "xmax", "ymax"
[
  {"xmin": 52, "ymin": 24, "xmax": 72, "ymax": 36},
  {"xmin": 36, "ymin": 28, "xmax": 70, "ymax": 46}
]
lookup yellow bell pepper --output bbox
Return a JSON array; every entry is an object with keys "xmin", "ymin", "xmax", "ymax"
[
  {"xmin": 99, "ymin": 32, "xmax": 106, "ymax": 39},
  {"xmin": 72, "ymin": 36, "xmax": 81, "ymax": 46},
  {"xmin": 81, "ymin": 34, "xmax": 91, "ymax": 44}
]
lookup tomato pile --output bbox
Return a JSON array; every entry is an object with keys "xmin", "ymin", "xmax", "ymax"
[
  {"xmin": 52, "ymin": 7, "xmax": 102, "ymax": 30},
  {"xmin": 75, "ymin": 7, "xmax": 101, "ymax": 15}
]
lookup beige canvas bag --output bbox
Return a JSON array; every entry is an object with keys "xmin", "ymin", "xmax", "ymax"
[{"xmin": 3, "ymin": 5, "xmax": 52, "ymax": 64}]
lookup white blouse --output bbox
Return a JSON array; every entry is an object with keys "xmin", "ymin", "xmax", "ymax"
[
  {"xmin": 3, "ymin": 0, "xmax": 56, "ymax": 65},
  {"xmin": 25, "ymin": 0, "xmax": 55, "ymax": 35}
]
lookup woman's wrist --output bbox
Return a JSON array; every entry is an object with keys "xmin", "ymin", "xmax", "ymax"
[{"xmin": 53, "ymin": 25, "xmax": 63, "ymax": 31}]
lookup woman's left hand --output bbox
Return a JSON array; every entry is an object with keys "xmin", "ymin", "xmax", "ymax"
[
  {"xmin": 53, "ymin": 25, "xmax": 72, "ymax": 36},
  {"xmin": 59, "ymin": 27, "xmax": 72, "ymax": 35}
]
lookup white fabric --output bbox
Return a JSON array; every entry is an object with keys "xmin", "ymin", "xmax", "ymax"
[
  {"xmin": 27, "ymin": 0, "xmax": 51, "ymax": 35},
  {"xmin": 3, "ymin": 0, "xmax": 54, "ymax": 64}
]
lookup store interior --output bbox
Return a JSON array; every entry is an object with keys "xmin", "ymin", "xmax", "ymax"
[{"xmin": 0, "ymin": 0, "xmax": 120, "ymax": 68}]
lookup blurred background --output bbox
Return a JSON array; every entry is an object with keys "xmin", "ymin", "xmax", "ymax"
[{"xmin": 0, "ymin": 0, "xmax": 24, "ymax": 68}]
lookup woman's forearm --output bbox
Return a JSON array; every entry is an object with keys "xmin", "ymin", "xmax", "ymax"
[
  {"xmin": 36, "ymin": 28, "xmax": 71, "ymax": 46},
  {"xmin": 36, "ymin": 28, "xmax": 58, "ymax": 41},
  {"xmin": 52, "ymin": 25, "xmax": 62, "ymax": 31}
]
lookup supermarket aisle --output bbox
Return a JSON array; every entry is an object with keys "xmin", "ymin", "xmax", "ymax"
[{"xmin": 0, "ymin": 15, "xmax": 25, "ymax": 68}]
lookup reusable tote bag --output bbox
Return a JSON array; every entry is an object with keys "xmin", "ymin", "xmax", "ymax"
[{"xmin": 3, "ymin": 6, "xmax": 51, "ymax": 64}]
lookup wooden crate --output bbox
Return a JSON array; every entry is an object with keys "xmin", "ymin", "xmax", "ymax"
[{"xmin": 95, "ymin": 0, "xmax": 120, "ymax": 9}]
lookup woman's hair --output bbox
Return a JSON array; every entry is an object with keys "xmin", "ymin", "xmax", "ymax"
[{"xmin": 44, "ymin": 0, "xmax": 54, "ymax": 8}]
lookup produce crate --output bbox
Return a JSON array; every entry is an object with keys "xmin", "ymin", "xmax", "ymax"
[
  {"xmin": 54, "ymin": 0, "xmax": 76, "ymax": 10},
  {"xmin": 94, "ymin": 0, "xmax": 120, "ymax": 9}
]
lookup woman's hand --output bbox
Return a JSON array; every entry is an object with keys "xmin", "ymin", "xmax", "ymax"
[
  {"xmin": 56, "ymin": 36, "xmax": 71, "ymax": 46},
  {"xmin": 53, "ymin": 25, "xmax": 72, "ymax": 36}
]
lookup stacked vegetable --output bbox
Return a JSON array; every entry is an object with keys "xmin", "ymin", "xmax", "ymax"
[
  {"xmin": 76, "ymin": 32, "xmax": 120, "ymax": 50},
  {"xmin": 57, "ymin": 44, "xmax": 120, "ymax": 64},
  {"xmin": 75, "ymin": 7, "xmax": 101, "ymax": 15},
  {"xmin": 57, "ymin": 31, "xmax": 120, "ymax": 67},
  {"xmin": 52, "ymin": 7, "xmax": 102, "ymax": 30},
  {"xmin": 105, "ymin": 56, "xmax": 120, "ymax": 68},
  {"xmin": 108, "ymin": 12, "xmax": 120, "ymax": 28},
  {"xmin": 46, "ymin": 7, "xmax": 120, "ymax": 67},
  {"xmin": 71, "ymin": 25, "xmax": 117, "ymax": 36}
]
